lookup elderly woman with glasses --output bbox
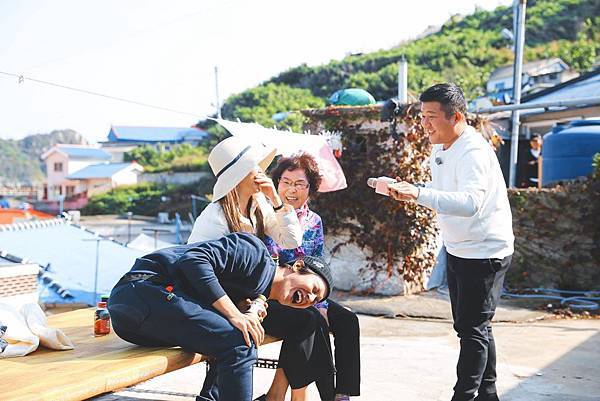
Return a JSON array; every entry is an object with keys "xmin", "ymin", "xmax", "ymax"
[{"xmin": 260, "ymin": 153, "xmax": 361, "ymax": 401}]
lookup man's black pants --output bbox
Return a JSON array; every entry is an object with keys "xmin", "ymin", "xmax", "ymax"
[{"xmin": 447, "ymin": 253, "xmax": 512, "ymax": 401}]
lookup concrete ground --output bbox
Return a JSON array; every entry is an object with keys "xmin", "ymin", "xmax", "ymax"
[{"xmin": 93, "ymin": 292, "xmax": 600, "ymax": 401}]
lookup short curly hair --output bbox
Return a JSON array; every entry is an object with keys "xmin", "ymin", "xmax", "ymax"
[{"xmin": 271, "ymin": 153, "xmax": 322, "ymax": 196}]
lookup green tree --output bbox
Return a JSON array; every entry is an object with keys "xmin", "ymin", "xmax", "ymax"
[{"xmin": 220, "ymin": 83, "xmax": 325, "ymax": 132}]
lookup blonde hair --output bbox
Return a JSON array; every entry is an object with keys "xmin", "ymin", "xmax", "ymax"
[{"xmin": 218, "ymin": 188, "xmax": 266, "ymax": 239}]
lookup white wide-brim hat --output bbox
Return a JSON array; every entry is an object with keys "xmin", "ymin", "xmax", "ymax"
[{"xmin": 209, "ymin": 136, "xmax": 277, "ymax": 202}]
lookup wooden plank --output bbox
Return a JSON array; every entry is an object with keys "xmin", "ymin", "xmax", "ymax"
[{"xmin": 0, "ymin": 308, "xmax": 277, "ymax": 401}]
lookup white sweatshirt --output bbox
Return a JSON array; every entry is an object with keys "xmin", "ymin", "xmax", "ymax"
[
  {"xmin": 187, "ymin": 192, "xmax": 303, "ymax": 248},
  {"xmin": 416, "ymin": 126, "xmax": 514, "ymax": 259}
]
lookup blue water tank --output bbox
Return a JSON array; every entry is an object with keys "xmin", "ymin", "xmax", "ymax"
[{"xmin": 542, "ymin": 120, "xmax": 600, "ymax": 186}]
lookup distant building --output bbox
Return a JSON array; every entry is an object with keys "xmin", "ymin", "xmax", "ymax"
[
  {"xmin": 66, "ymin": 162, "xmax": 144, "ymax": 198},
  {"xmin": 41, "ymin": 145, "xmax": 112, "ymax": 201},
  {"xmin": 41, "ymin": 145, "xmax": 143, "ymax": 208},
  {"xmin": 519, "ymin": 67, "xmax": 600, "ymax": 135},
  {"xmin": 483, "ymin": 68, "xmax": 600, "ymax": 186},
  {"xmin": 103, "ymin": 126, "xmax": 209, "ymax": 161},
  {"xmin": 486, "ymin": 58, "xmax": 579, "ymax": 103}
]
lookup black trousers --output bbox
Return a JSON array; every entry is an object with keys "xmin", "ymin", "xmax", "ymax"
[
  {"xmin": 446, "ymin": 253, "xmax": 512, "ymax": 401},
  {"xmin": 327, "ymin": 300, "xmax": 361, "ymax": 396},
  {"xmin": 266, "ymin": 300, "xmax": 361, "ymax": 398},
  {"xmin": 264, "ymin": 301, "xmax": 335, "ymax": 400},
  {"xmin": 200, "ymin": 300, "xmax": 335, "ymax": 401}
]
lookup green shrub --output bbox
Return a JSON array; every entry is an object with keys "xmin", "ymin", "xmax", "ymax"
[
  {"xmin": 593, "ymin": 152, "xmax": 600, "ymax": 179},
  {"xmin": 124, "ymin": 144, "xmax": 209, "ymax": 173},
  {"xmin": 82, "ymin": 176, "xmax": 216, "ymax": 217}
]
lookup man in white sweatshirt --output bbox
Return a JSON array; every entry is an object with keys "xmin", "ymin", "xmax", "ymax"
[{"xmin": 388, "ymin": 83, "xmax": 514, "ymax": 401}]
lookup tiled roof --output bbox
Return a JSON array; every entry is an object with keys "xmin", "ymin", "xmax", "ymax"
[
  {"xmin": 108, "ymin": 126, "xmax": 208, "ymax": 143},
  {"xmin": 0, "ymin": 219, "xmax": 145, "ymax": 305},
  {"xmin": 54, "ymin": 146, "xmax": 112, "ymax": 160},
  {"xmin": 0, "ymin": 209, "xmax": 54, "ymax": 225},
  {"xmin": 66, "ymin": 162, "xmax": 142, "ymax": 180}
]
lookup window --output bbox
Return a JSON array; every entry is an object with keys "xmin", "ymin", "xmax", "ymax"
[
  {"xmin": 494, "ymin": 82, "xmax": 505, "ymax": 90},
  {"xmin": 66, "ymin": 186, "xmax": 75, "ymax": 197},
  {"xmin": 54, "ymin": 162, "xmax": 63, "ymax": 172}
]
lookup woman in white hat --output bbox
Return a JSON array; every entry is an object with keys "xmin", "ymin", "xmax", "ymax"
[
  {"xmin": 189, "ymin": 136, "xmax": 334, "ymax": 401},
  {"xmin": 188, "ymin": 135, "xmax": 302, "ymax": 247}
]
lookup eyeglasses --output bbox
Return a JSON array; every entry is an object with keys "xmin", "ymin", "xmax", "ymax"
[{"xmin": 280, "ymin": 179, "xmax": 310, "ymax": 190}]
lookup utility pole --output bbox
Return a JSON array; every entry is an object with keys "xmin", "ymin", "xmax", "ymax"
[
  {"xmin": 214, "ymin": 66, "xmax": 222, "ymax": 119},
  {"xmin": 83, "ymin": 236, "xmax": 110, "ymax": 305},
  {"xmin": 127, "ymin": 211, "xmax": 133, "ymax": 243},
  {"xmin": 398, "ymin": 56, "xmax": 408, "ymax": 103},
  {"xmin": 508, "ymin": 0, "xmax": 527, "ymax": 187}
]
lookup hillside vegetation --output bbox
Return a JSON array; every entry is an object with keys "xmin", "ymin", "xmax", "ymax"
[
  {"xmin": 220, "ymin": 0, "xmax": 599, "ymax": 132},
  {"xmin": 0, "ymin": 129, "xmax": 87, "ymax": 185}
]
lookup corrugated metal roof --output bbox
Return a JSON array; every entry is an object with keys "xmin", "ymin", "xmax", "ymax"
[
  {"xmin": 523, "ymin": 70, "xmax": 600, "ymax": 104},
  {"xmin": 489, "ymin": 58, "xmax": 567, "ymax": 81},
  {"xmin": 56, "ymin": 146, "xmax": 112, "ymax": 160},
  {"xmin": 108, "ymin": 126, "xmax": 208, "ymax": 143},
  {"xmin": 66, "ymin": 162, "xmax": 141, "ymax": 180},
  {"xmin": 0, "ymin": 220, "xmax": 145, "ymax": 305}
]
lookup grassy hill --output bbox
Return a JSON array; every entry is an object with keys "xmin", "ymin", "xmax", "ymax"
[
  {"xmin": 219, "ymin": 0, "xmax": 599, "ymax": 132},
  {"xmin": 0, "ymin": 129, "xmax": 87, "ymax": 185}
]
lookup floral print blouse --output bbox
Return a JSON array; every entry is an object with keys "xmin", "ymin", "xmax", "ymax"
[{"xmin": 263, "ymin": 204, "xmax": 324, "ymax": 264}]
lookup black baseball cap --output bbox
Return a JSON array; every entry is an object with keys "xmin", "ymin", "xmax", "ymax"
[{"xmin": 293, "ymin": 256, "xmax": 334, "ymax": 300}]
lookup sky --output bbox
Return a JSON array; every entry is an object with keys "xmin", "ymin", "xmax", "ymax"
[{"xmin": 0, "ymin": 0, "xmax": 512, "ymax": 143}]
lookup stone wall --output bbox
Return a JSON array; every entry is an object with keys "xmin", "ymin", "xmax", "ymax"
[{"xmin": 507, "ymin": 175, "xmax": 600, "ymax": 290}]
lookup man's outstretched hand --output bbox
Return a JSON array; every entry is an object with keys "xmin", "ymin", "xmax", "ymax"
[{"xmin": 388, "ymin": 178, "xmax": 419, "ymax": 202}]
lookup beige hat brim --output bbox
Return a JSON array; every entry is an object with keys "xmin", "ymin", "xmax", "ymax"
[{"xmin": 211, "ymin": 144, "xmax": 277, "ymax": 202}]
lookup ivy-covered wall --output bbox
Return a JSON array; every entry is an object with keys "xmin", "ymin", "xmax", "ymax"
[
  {"xmin": 302, "ymin": 105, "xmax": 437, "ymax": 294},
  {"xmin": 507, "ymin": 173, "xmax": 600, "ymax": 290}
]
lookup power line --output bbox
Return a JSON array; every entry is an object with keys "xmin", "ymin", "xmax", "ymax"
[{"xmin": 0, "ymin": 70, "xmax": 207, "ymax": 119}]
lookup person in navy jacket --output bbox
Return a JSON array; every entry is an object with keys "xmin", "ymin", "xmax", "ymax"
[{"xmin": 108, "ymin": 232, "xmax": 333, "ymax": 401}]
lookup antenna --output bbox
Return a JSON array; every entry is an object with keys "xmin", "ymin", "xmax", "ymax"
[{"xmin": 214, "ymin": 66, "xmax": 222, "ymax": 119}]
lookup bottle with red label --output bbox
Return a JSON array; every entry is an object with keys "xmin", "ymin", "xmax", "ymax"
[{"xmin": 94, "ymin": 300, "xmax": 111, "ymax": 336}]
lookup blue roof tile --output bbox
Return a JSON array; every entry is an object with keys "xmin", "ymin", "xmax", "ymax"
[
  {"xmin": 0, "ymin": 220, "xmax": 145, "ymax": 305},
  {"xmin": 108, "ymin": 126, "xmax": 208, "ymax": 143},
  {"xmin": 66, "ymin": 163, "xmax": 140, "ymax": 180},
  {"xmin": 58, "ymin": 146, "xmax": 112, "ymax": 160}
]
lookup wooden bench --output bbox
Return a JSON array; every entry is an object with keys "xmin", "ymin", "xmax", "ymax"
[{"xmin": 0, "ymin": 308, "xmax": 278, "ymax": 401}]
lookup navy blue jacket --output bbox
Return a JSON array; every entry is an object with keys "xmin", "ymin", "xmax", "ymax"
[{"xmin": 128, "ymin": 232, "xmax": 276, "ymax": 304}]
